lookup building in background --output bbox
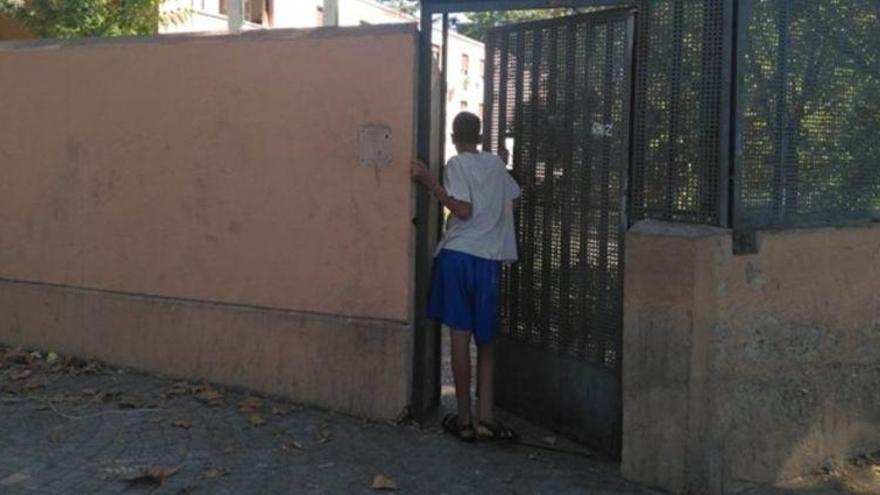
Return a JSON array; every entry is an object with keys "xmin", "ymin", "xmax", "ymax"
[{"xmin": 161, "ymin": 0, "xmax": 484, "ymax": 161}]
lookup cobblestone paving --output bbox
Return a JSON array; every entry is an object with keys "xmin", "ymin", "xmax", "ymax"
[{"xmin": 0, "ymin": 348, "xmax": 659, "ymax": 495}]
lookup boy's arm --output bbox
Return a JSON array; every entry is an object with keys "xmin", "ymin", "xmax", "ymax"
[{"xmin": 411, "ymin": 160, "xmax": 473, "ymax": 220}]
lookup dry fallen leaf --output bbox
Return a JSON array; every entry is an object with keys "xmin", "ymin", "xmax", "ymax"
[
  {"xmin": 172, "ymin": 419, "xmax": 192, "ymax": 430},
  {"xmin": 238, "ymin": 396, "xmax": 263, "ymax": 413},
  {"xmin": 10, "ymin": 369, "xmax": 32, "ymax": 381},
  {"xmin": 249, "ymin": 415, "xmax": 267, "ymax": 427},
  {"xmin": 0, "ymin": 472, "xmax": 31, "ymax": 486},
  {"xmin": 46, "ymin": 352, "xmax": 59, "ymax": 365},
  {"xmin": 542, "ymin": 435, "xmax": 558, "ymax": 446},
  {"xmin": 205, "ymin": 468, "xmax": 227, "ymax": 479},
  {"xmin": 168, "ymin": 381, "xmax": 192, "ymax": 396},
  {"xmin": 281, "ymin": 440, "xmax": 304, "ymax": 451},
  {"xmin": 123, "ymin": 466, "xmax": 179, "ymax": 485},
  {"xmin": 316, "ymin": 425, "xmax": 333, "ymax": 444},
  {"xmin": 370, "ymin": 474, "xmax": 399, "ymax": 491},
  {"xmin": 194, "ymin": 383, "xmax": 225, "ymax": 406}
]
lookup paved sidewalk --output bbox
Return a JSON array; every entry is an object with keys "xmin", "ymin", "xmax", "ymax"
[
  {"xmin": 2, "ymin": 345, "xmax": 874, "ymax": 495},
  {"xmin": 0, "ymin": 346, "xmax": 657, "ymax": 495}
]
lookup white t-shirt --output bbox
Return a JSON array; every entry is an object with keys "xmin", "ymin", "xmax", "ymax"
[{"xmin": 435, "ymin": 152, "xmax": 521, "ymax": 262}]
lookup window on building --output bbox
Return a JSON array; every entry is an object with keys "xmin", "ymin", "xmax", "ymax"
[
  {"xmin": 461, "ymin": 54, "xmax": 470, "ymax": 76},
  {"xmin": 220, "ymin": 0, "xmax": 261, "ymax": 22},
  {"xmin": 460, "ymin": 101, "xmax": 469, "ymax": 110}
]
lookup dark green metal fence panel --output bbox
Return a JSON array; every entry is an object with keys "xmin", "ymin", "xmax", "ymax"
[{"xmin": 734, "ymin": 0, "xmax": 880, "ymax": 227}]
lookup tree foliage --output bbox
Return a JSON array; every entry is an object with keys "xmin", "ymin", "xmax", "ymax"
[
  {"xmin": 739, "ymin": 0, "xmax": 880, "ymax": 218},
  {"xmin": 0, "ymin": 0, "xmax": 179, "ymax": 38}
]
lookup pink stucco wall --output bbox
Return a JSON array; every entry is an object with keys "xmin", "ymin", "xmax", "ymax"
[
  {"xmin": 0, "ymin": 26, "xmax": 418, "ymax": 418},
  {"xmin": 0, "ymin": 26, "xmax": 416, "ymax": 323}
]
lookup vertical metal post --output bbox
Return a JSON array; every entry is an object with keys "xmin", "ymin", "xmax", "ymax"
[
  {"xmin": 720, "ymin": 0, "xmax": 738, "ymax": 229},
  {"xmin": 730, "ymin": 0, "xmax": 751, "ymax": 230},
  {"xmin": 411, "ymin": 5, "xmax": 439, "ymax": 418}
]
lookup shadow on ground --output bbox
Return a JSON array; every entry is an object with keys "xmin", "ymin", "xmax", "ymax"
[{"xmin": 0, "ymin": 345, "xmax": 653, "ymax": 495}]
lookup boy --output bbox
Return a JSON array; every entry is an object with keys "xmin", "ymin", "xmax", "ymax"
[{"xmin": 411, "ymin": 112, "xmax": 520, "ymax": 442}]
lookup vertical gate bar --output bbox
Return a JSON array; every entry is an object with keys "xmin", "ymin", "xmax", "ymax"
[
  {"xmin": 512, "ymin": 31, "xmax": 527, "ymax": 340},
  {"xmin": 524, "ymin": 29, "xmax": 541, "ymax": 343},
  {"xmin": 630, "ymin": 0, "xmax": 652, "ymax": 223},
  {"xmin": 697, "ymin": 0, "xmax": 724, "ymax": 225},
  {"xmin": 498, "ymin": 35, "xmax": 511, "ymax": 153},
  {"xmin": 482, "ymin": 32, "xmax": 495, "ymax": 152},
  {"xmin": 558, "ymin": 19, "xmax": 577, "ymax": 354},
  {"xmin": 499, "ymin": 34, "xmax": 520, "ymax": 337},
  {"xmin": 540, "ymin": 26, "xmax": 558, "ymax": 349},
  {"xmin": 594, "ymin": 20, "xmax": 616, "ymax": 368},
  {"xmin": 578, "ymin": 19, "xmax": 597, "ymax": 361},
  {"xmin": 617, "ymin": 12, "xmax": 637, "ymax": 373}
]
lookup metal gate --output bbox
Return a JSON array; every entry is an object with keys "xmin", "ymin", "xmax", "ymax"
[{"xmin": 483, "ymin": 9, "xmax": 635, "ymax": 455}]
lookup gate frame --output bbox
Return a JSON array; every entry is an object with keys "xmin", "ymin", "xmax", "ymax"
[{"xmin": 412, "ymin": 0, "xmax": 738, "ymax": 421}]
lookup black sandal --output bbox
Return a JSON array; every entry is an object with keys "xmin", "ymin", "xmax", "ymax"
[
  {"xmin": 442, "ymin": 414, "xmax": 476, "ymax": 443},
  {"xmin": 476, "ymin": 420, "xmax": 519, "ymax": 442}
]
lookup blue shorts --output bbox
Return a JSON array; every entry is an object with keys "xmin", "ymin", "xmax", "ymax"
[{"xmin": 426, "ymin": 249, "xmax": 501, "ymax": 346}]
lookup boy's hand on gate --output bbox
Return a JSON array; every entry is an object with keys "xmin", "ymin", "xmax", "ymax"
[
  {"xmin": 499, "ymin": 147, "xmax": 510, "ymax": 165},
  {"xmin": 410, "ymin": 160, "xmax": 432, "ymax": 186}
]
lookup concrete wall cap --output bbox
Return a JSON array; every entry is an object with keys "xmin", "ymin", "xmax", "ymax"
[{"xmin": 0, "ymin": 22, "xmax": 416, "ymax": 51}]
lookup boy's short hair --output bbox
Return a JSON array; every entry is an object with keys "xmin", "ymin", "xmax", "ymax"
[{"xmin": 452, "ymin": 112, "xmax": 481, "ymax": 144}]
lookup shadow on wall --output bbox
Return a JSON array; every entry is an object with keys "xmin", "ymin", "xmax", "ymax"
[
  {"xmin": 622, "ymin": 222, "xmax": 880, "ymax": 495},
  {"xmin": 712, "ymin": 242, "xmax": 880, "ymax": 492}
]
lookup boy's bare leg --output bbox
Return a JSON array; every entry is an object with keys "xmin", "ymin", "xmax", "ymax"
[
  {"xmin": 449, "ymin": 326, "xmax": 473, "ymax": 424},
  {"xmin": 477, "ymin": 342, "xmax": 494, "ymax": 424}
]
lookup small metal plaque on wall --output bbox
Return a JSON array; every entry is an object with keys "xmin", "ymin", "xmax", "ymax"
[{"xmin": 358, "ymin": 125, "xmax": 392, "ymax": 168}]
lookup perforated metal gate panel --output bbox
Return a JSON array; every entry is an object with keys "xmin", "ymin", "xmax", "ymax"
[
  {"xmin": 736, "ymin": 0, "xmax": 880, "ymax": 227},
  {"xmin": 631, "ymin": 0, "xmax": 727, "ymax": 226},
  {"xmin": 485, "ymin": 10, "xmax": 633, "ymax": 371}
]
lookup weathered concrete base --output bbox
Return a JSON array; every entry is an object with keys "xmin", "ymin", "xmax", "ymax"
[
  {"xmin": 622, "ymin": 221, "xmax": 880, "ymax": 494},
  {"xmin": 0, "ymin": 279, "xmax": 412, "ymax": 420}
]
